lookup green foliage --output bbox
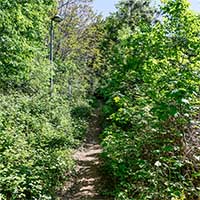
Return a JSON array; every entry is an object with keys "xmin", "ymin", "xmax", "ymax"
[
  {"xmin": 70, "ymin": 100, "xmax": 92, "ymax": 141},
  {"xmin": 0, "ymin": 93, "xmax": 77, "ymax": 199},
  {"xmin": 53, "ymin": 0, "xmax": 104, "ymax": 99},
  {"xmin": 2, "ymin": 0, "xmax": 199, "ymax": 199},
  {"xmin": 99, "ymin": 0, "xmax": 200, "ymax": 199},
  {"xmin": 0, "ymin": 0, "xmax": 55, "ymax": 89},
  {"xmin": 0, "ymin": 0, "xmax": 100, "ymax": 198}
]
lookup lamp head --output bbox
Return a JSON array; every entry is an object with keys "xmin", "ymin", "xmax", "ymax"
[{"xmin": 51, "ymin": 14, "xmax": 64, "ymax": 23}]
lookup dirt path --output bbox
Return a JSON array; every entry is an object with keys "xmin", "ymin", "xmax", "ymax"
[{"xmin": 57, "ymin": 106, "xmax": 112, "ymax": 200}]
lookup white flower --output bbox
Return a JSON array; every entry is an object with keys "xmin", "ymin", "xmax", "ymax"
[
  {"xmin": 154, "ymin": 161, "xmax": 162, "ymax": 167},
  {"xmin": 194, "ymin": 155, "xmax": 200, "ymax": 161}
]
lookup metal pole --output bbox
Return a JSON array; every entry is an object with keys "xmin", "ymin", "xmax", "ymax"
[{"xmin": 50, "ymin": 20, "xmax": 54, "ymax": 97}]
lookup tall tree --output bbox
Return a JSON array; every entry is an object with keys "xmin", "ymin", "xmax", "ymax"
[
  {"xmin": 52, "ymin": 0, "xmax": 103, "ymax": 98},
  {"xmin": 0, "ymin": 0, "xmax": 56, "ymax": 91}
]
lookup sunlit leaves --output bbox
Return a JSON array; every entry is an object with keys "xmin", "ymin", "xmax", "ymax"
[
  {"xmin": 0, "ymin": 0, "xmax": 55, "ymax": 89},
  {"xmin": 100, "ymin": 0, "xmax": 200, "ymax": 199}
]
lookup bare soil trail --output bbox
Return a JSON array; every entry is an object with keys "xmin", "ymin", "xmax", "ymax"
[{"xmin": 58, "ymin": 105, "xmax": 113, "ymax": 200}]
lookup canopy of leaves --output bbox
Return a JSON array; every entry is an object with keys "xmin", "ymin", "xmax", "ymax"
[
  {"xmin": 0, "ymin": 0, "xmax": 56, "ymax": 90},
  {"xmin": 52, "ymin": 0, "xmax": 104, "ymax": 98}
]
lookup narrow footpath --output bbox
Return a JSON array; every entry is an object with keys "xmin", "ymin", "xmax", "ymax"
[{"xmin": 58, "ymin": 105, "xmax": 112, "ymax": 200}]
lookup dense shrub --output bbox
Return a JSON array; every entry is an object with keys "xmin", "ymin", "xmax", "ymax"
[
  {"xmin": 100, "ymin": 0, "xmax": 200, "ymax": 199},
  {"xmin": 0, "ymin": 93, "xmax": 77, "ymax": 199}
]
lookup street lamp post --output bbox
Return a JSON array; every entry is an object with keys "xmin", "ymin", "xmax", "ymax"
[{"xmin": 49, "ymin": 14, "xmax": 64, "ymax": 97}]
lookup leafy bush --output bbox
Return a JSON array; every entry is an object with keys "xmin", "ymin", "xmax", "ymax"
[
  {"xmin": 100, "ymin": 0, "xmax": 200, "ymax": 199},
  {"xmin": 0, "ymin": 93, "xmax": 76, "ymax": 199}
]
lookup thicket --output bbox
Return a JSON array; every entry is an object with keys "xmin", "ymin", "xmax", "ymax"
[
  {"xmin": 99, "ymin": 0, "xmax": 200, "ymax": 199},
  {"xmin": 1, "ymin": 0, "xmax": 199, "ymax": 199},
  {"xmin": 0, "ymin": 0, "xmax": 101, "ymax": 199},
  {"xmin": 0, "ymin": 94, "xmax": 75, "ymax": 199}
]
